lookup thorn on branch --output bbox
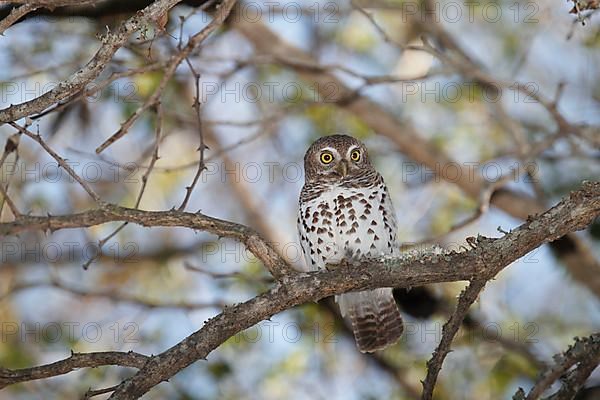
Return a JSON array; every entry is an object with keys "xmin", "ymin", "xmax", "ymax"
[
  {"xmin": 512, "ymin": 388, "xmax": 526, "ymax": 400},
  {"xmin": 466, "ymin": 236, "xmax": 478, "ymax": 249},
  {"xmin": 498, "ymin": 226, "xmax": 509, "ymax": 234}
]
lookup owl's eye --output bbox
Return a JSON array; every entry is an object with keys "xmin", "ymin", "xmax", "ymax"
[
  {"xmin": 320, "ymin": 152, "xmax": 334, "ymax": 164},
  {"xmin": 350, "ymin": 149, "xmax": 361, "ymax": 162}
]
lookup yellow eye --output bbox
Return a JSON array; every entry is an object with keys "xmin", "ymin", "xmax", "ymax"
[
  {"xmin": 350, "ymin": 150, "xmax": 361, "ymax": 162},
  {"xmin": 320, "ymin": 152, "xmax": 334, "ymax": 164}
]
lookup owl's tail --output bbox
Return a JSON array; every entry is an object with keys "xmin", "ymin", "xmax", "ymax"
[{"xmin": 337, "ymin": 288, "xmax": 403, "ymax": 353}]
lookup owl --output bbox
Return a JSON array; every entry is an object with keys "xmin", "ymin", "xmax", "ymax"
[{"xmin": 297, "ymin": 134, "xmax": 404, "ymax": 353}]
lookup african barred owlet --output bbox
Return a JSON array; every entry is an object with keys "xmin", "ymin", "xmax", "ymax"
[{"xmin": 297, "ymin": 134, "xmax": 403, "ymax": 353}]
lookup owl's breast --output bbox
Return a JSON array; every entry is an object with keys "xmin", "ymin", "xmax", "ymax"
[{"xmin": 298, "ymin": 183, "xmax": 397, "ymax": 271}]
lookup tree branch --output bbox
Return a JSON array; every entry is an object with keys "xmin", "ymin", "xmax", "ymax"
[
  {"xmin": 93, "ymin": 0, "xmax": 237, "ymax": 154},
  {"xmin": 0, "ymin": 3, "xmax": 40, "ymax": 35},
  {"xmin": 3, "ymin": 0, "xmax": 598, "ymax": 300},
  {"xmin": 421, "ymin": 278, "xmax": 488, "ymax": 399},
  {"xmin": 1, "ymin": 182, "xmax": 595, "ymax": 397},
  {"xmin": 230, "ymin": 16, "xmax": 600, "ymax": 300},
  {"xmin": 0, "ymin": 181, "xmax": 596, "ymax": 396},
  {"xmin": 513, "ymin": 333, "xmax": 600, "ymax": 400},
  {"xmin": 0, "ymin": 0, "xmax": 183, "ymax": 123},
  {"xmin": 104, "ymin": 181, "xmax": 600, "ymax": 399},
  {"xmin": 10, "ymin": 122, "xmax": 101, "ymax": 203},
  {"xmin": 0, "ymin": 351, "xmax": 149, "ymax": 389},
  {"xmin": 0, "ymin": 202, "xmax": 294, "ymax": 279}
]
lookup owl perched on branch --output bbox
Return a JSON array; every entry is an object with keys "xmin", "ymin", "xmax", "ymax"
[{"xmin": 297, "ymin": 134, "xmax": 403, "ymax": 353}]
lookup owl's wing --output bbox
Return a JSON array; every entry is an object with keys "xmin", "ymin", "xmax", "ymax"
[{"xmin": 297, "ymin": 200, "xmax": 320, "ymax": 272}]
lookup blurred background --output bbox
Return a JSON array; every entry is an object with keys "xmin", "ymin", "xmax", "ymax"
[{"xmin": 0, "ymin": 0, "xmax": 599, "ymax": 399}]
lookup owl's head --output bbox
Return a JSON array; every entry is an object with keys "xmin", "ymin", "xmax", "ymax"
[{"xmin": 303, "ymin": 134, "xmax": 373, "ymax": 182}]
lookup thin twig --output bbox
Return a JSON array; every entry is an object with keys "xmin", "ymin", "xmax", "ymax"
[
  {"xmin": 0, "ymin": 133, "xmax": 21, "ymax": 218},
  {"xmin": 184, "ymin": 262, "xmax": 274, "ymax": 284},
  {"xmin": 0, "ymin": 4, "xmax": 41, "ymax": 35},
  {"xmin": 10, "ymin": 122, "xmax": 101, "ymax": 203},
  {"xmin": 178, "ymin": 57, "xmax": 207, "ymax": 211},
  {"xmin": 135, "ymin": 103, "xmax": 163, "ymax": 208},
  {"xmin": 82, "ymin": 384, "xmax": 120, "ymax": 400},
  {"xmin": 31, "ymin": 62, "xmax": 166, "ymax": 121},
  {"xmin": 0, "ymin": 0, "xmax": 183, "ymax": 123},
  {"xmin": 413, "ymin": 170, "xmax": 517, "ymax": 246},
  {"xmin": 95, "ymin": 0, "xmax": 236, "ymax": 154},
  {"xmin": 81, "ymin": 103, "xmax": 164, "ymax": 269},
  {"xmin": 0, "ymin": 179, "xmax": 19, "ymax": 218},
  {"xmin": 1, "ymin": 278, "xmax": 225, "ymax": 310}
]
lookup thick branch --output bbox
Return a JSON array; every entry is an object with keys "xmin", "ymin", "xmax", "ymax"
[
  {"xmin": 0, "ymin": 351, "xmax": 149, "ymax": 389},
  {"xmin": 0, "ymin": 202, "xmax": 293, "ymax": 279}
]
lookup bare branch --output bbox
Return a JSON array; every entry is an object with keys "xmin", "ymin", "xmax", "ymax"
[
  {"xmin": 414, "ymin": 170, "xmax": 517, "ymax": 246},
  {"xmin": 31, "ymin": 62, "xmax": 167, "ymax": 121},
  {"xmin": 135, "ymin": 103, "xmax": 163, "ymax": 208},
  {"xmin": 421, "ymin": 278, "xmax": 488, "ymax": 400},
  {"xmin": 0, "ymin": 179, "xmax": 19, "ymax": 218},
  {"xmin": 185, "ymin": 262, "xmax": 274, "ymax": 284},
  {"xmin": 94, "ymin": 0, "xmax": 238, "ymax": 154},
  {"xmin": 103, "ymin": 181, "xmax": 600, "ymax": 400},
  {"xmin": 545, "ymin": 359, "xmax": 599, "ymax": 400},
  {"xmin": 0, "ymin": 182, "xmax": 597, "ymax": 397},
  {"xmin": 0, "ymin": 1, "xmax": 101, "ymax": 5},
  {"xmin": 513, "ymin": 333, "xmax": 600, "ymax": 400},
  {"xmin": 0, "ymin": 202, "xmax": 295, "ymax": 279},
  {"xmin": 82, "ymin": 384, "xmax": 120, "ymax": 400},
  {"xmin": 0, "ymin": 351, "xmax": 149, "ymax": 389},
  {"xmin": 0, "ymin": 4, "xmax": 41, "ymax": 35},
  {"xmin": 0, "ymin": 133, "xmax": 21, "ymax": 218},
  {"xmin": 177, "ymin": 57, "xmax": 207, "ymax": 211},
  {"xmin": 81, "ymin": 102, "xmax": 164, "ymax": 269},
  {"xmin": 10, "ymin": 122, "xmax": 101, "ymax": 203},
  {"xmin": 0, "ymin": 0, "xmax": 182, "ymax": 123}
]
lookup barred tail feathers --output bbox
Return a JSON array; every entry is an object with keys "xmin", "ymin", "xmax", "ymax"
[{"xmin": 337, "ymin": 288, "xmax": 403, "ymax": 353}]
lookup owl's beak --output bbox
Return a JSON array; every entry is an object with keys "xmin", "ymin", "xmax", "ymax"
[{"xmin": 336, "ymin": 160, "xmax": 349, "ymax": 177}]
